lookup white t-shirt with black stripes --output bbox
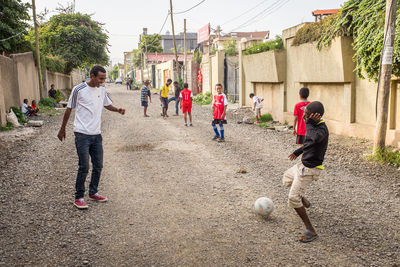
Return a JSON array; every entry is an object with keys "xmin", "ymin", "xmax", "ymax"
[{"xmin": 67, "ymin": 82, "xmax": 112, "ymax": 135}]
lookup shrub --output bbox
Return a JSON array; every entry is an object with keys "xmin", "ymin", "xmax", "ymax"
[
  {"xmin": 193, "ymin": 92, "xmax": 212, "ymax": 105},
  {"xmin": 254, "ymin": 113, "xmax": 273, "ymax": 122},
  {"xmin": 243, "ymin": 36, "xmax": 283, "ymax": 55},
  {"xmin": 224, "ymin": 38, "xmax": 238, "ymax": 56},
  {"xmin": 1, "ymin": 122, "xmax": 14, "ymax": 131},
  {"xmin": 367, "ymin": 147, "xmax": 400, "ymax": 168},
  {"xmin": 45, "ymin": 55, "xmax": 68, "ymax": 74},
  {"xmin": 10, "ymin": 106, "xmax": 29, "ymax": 124},
  {"xmin": 40, "ymin": 97, "xmax": 56, "ymax": 107},
  {"xmin": 292, "ymin": 15, "xmax": 338, "ymax": 46}
]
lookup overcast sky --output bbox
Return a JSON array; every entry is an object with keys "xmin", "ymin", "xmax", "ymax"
[{"xmin": 25, "ymin": 0, "xmax": 346, "ymax": 65}]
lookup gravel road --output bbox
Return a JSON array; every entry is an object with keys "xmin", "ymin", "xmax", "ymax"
[{"xmin": 0, "ymin": 84, "xmax": 399, "ymax": 266}]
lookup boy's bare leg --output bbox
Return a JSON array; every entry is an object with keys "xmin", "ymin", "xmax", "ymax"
[
  {"xmin": 143, "ymin": 106, "xmax": 147, "ymax": 117},
  {"xmin": 189, "ymin": 113, "xmax": 192, "ymax": 123},
  {"xmin": 184, "ymin": 113, "xmax": 187, "ymax": 123},
  {"xmin": 294, "ymin": 207, "xmax": 317, "ymax": 240}
]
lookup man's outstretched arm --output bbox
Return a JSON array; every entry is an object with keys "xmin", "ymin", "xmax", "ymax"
[{"xmin": 105, "ymin": 105, "xmax": 125, "ymax": 115}]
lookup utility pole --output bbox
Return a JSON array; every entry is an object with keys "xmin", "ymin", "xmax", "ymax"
[
  {"xmin": 373, "ymin": 0, "xmax": 397, "ymax": 153},
  {"xmin": 169, "ymin": 0, "xmax": 180, "ymax": 80},
  {"xmin": 184, "ymin": 18, "xmax": 187, "ymax": 83},
  {"xmin": 32, "ymin": 0, "xmax": 44, "ymax": 99}
]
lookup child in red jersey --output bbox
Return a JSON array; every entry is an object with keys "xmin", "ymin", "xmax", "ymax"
[
  {"xmin": 212, "ymin": 84, "xmax": 228, "ymax": 143},
  {"xmin": 293, "ymin": 88, "xmax": 310, "ymax": 145},
  {"xmin": 179, "ymin": 83, "xmax": 193, "ymax": 126}
]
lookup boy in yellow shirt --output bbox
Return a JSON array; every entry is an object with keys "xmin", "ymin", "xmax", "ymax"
[{"xmin": 160, "ymin": 79, "xmax": 172, "ymax": 118}]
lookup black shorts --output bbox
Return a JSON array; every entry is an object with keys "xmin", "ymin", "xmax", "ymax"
[
  {"xmin": 296, "ymin": 135, "xmax": 305, "ymax": 145},
  {"xmin": 212, "ymin": 119, "xmax": 227, "ymax": 125}
]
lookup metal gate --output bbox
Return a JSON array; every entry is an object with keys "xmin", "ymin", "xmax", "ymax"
[{"xmin": 224, "ymin": 56, "xmax": 239, "ymax": 102}]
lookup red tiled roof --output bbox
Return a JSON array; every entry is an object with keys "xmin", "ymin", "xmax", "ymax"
[
  {"xmin": 146, "ymin": 53, "xmax": 193, "ymax": 63},
  {"xmin": 312, "ymin": 9, "xmax": 340, "ymax": 16}
]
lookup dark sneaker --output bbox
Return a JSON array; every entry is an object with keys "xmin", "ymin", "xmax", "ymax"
[
  {"xmin": 218, "ymin": 138, "xmax": 225, "ymax": 143},
  {"xmin": 184, "ymin": 123, "xmax": 187, "ymax": 127},
  {"xmin": 212, "ymin": 135, "xmax": 220, "ymax": 141},
  {"xmin": 74, "ymin": 198, "xmax": 88, "ymax": 209},
  {"xmin": 89, "ymin": 193, "xmax": 107, "ymax": 202},
  {"xmin": 189, "ymin": 123, "xmax": 193, "ymax": 126}
]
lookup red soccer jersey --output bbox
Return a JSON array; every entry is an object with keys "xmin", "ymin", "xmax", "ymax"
[
  {"xmin": 180, "ymin": 89, "xmax": 192, "ymax": 105},
  {"xmin": 212, "ymin": 93, "xmax": 227, "ymax": 120},
  {"xmin": 293, "ymin": 100, "xmax": 310, "ymax": 135}
]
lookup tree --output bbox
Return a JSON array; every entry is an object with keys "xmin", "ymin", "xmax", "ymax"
[
  {"xmin": 139, "ymin": 34, "xmax": 163, "ymax": 54},
  {"xmin": 223, "ymin": 38, "xmax": 238, "ymax": 56},
  {"xmin": 130, "ymin": 49, "xmax": 142, "ymax": 67},
  {"xmin": 110, "ymin": 64, "xmax": 119, "ymax": 80},
  {"xmin": 28, "ymin": 12, "xmax": 109, "ymax": 73},
  {"xmin": 0, "ymin": 0, "xmax": 31, "ymax": 54},
  {"xmin": 317, "ymin": 0, "xmax": 400, "ymax": 81}
]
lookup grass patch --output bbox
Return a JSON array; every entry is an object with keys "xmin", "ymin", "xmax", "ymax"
[
  {"xmin": 254, "ymin": 113, "xmax": 273, "ymax": 123},
  {"xmin": 38, "ymin": 103, "xmax": 53, "ymax": 114},
  {"xmin": 367, "ymin": 147, "xmax": 400, "ymax": 168},
  {"xmin": 49, "ymin": 111, "xmax": 62, "ymax": 117},
  {"xmin": 193, "ymin": 92, "xmax": 212, "ymax": 105},
  {"xmin": 0, "ymin": 122, "xmax": 14, "ymax": 131}
]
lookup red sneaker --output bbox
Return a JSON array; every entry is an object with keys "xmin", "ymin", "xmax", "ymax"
[
  {"xmin": 89, "ymin": 193, "xmax": 107, "ymax": 202},
  {"xmin": 255, "ymin": 121, "xmax": 260, "ymax": 124},
  {"xmin": 74, "ymin": 198, "xmax": 88, "ymax": 209}
]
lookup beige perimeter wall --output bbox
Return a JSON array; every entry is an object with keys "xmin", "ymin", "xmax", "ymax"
[{"xmin": 239, "ymin": 27, "xmax": 400, "ymax": 147}]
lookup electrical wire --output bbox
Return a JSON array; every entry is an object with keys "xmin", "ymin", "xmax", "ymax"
[
  {"xmin": 229, "ymin": 0, "xmax": 290, "ymax": 32},
  {"xmin": 220, "ymin": 0, "xmax": 271, "ymax": 26},
  {"xmin": 174, "ymin": 0, "xmax": 206, "ymax": 14},
  {"xmin": 0, "ymin": 31, "xmax": 24, "ymax": 42},
  {"xmin": 159, "ymin": 12, "xmax": 170, "ymax": 34}
]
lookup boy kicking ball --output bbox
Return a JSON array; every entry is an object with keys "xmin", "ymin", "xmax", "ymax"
[
  {"xmin": 179, "ymin": 83, "xmax": 193, "ymax": 126},
  {"xmin": 283, "ymin": 101, "xmax": 328, "ymax": 242}
]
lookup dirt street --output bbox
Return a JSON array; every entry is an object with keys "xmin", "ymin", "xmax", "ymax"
[{"xmin": 0, "ymin": 85, "xmax": 399, "ymax": 266}]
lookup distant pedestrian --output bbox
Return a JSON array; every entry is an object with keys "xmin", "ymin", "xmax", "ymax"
[
  {"xmin": 48, "ymin": 84, "xmax": 57, "ymax": 100},
  {"xmin": 211, "ymin": 84, "xmax": 228, "ymax": 143},
  {"xmin": 57, "ymin": 65, "xmax": 125, "ymax": 209},
  {"xmin": 160, "ymin": 79, "xmax": 172, "ymax": 118},
  {"xmin": 126, "ymin": 76, "xmax": 132, "ymax": 90},
  {"xmin": 284, "ymin": 101, "xmax": 328, "ymax": 243},
  {"xmin": 293, "ymin": 88, "xmax": 310, "ymax": 145},
  {"xmin": 168, "ymin": 81, "xmax": 181, "ymax": 116},
  {"xmin": 179, "ymin": 83, "xmax": 193, "ymax": 126},
  {"xmin": 141, "ymin": 80, "xmax": 151, "ymax": 117},
  {"xmin": 249, "ymin": 93, "xmax": 264, "ymax": 124}
]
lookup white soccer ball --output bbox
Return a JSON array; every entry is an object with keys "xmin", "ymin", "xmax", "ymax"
[{"xmin": 254, "ymin": 197, "xmax": 274, "ymax": 216}]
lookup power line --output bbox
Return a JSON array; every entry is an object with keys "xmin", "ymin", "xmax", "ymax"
[
  {"xmin": 238, "ymin": 0, "xmax": 291, "ymax": 29},
  {"xmin": 174, "ymin": 0, "xmax": 206, "ymax": 14},
  {"xmin": 159, "ymin": 12, "xmax": 170, "ymax": 34},
  {"xmin": 220, "ymin": 0, "xmax": 271, "ymax": 26},
  {"xmin": 230, "ymin": 0, "xmax": 290, "ymax": 32},
  {"xmin": 0, "ymin": 31, "xmax": 24, "ymax": 42}
]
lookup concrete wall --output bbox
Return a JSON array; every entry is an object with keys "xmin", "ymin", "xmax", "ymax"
[
  {"xmin": 0, "ymin": 52, "xmax": 78, "ymax": 126},
  {"xmin": 155, "ymin": 60, "xmax": 175, "ymax": 88},
  {"xmin": 10, "ymin": 52, "xmax": 40, "ymax": 106},
  {"xmin": 46, "ymin": 71, "xmax": 71, "ymax": 92},
  {"xmin": 0, "ymin": 55, "xmax": 19, "ymax": 125},
  {"xmin": 210, "ymin": 51, "xmax": 225, "ymax": 94},
  {"xmin": 238, "ymin": 24, "xmax": 400, "ymax": 147},
  {"xmin": 71, "ymin": 69, "xmax": 86, "ymax": 88}
]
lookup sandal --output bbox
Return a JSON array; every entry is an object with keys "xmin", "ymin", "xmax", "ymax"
[{"xmin": 299, "ymin": 230, "xmax": 318, "ymax": 243}]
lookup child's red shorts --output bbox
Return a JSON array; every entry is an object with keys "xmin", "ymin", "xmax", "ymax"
[{"xmin": 182, "ymin": 103, "xmax": 192, "ymax": 113}]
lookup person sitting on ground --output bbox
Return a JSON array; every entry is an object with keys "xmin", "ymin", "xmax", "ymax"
[
  {"xmin": 179, "ymin": 83, "xmax": 193, "ymax": 126},
  {"xmin": 48, "ymin": 84, "xmax": 57, "ymax": 100},
  {"xmin": 168, "ymin": 81, "xmax": 181, "ymax": 116},
  {"xmin": 284, "ymin": 101, "xmax": 329, "ymax": 243},
  {"xmin": 160, "ymin": 79, "xmax": 172, "ymax": 118},
  {"xmin": 293, "ymin": 87, "xmax": 310, "ymax": 146},
  {"xmin": 21, "ymin": 99, "xmax": 32, "ymax": 116},
  {"xmin": 141, "ymin": 80, "xmax": 151, "ymax": 117},
  {"xmin": 30, "ymin": 100, "xmax": 39, "ymax": 116},
  {"xmin": 249, "ymin": 93, "xmax": 264, "ymax": 124}
]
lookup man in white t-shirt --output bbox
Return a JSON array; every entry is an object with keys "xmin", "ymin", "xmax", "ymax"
[
  {"xmin": 57, "ymin": 65, "xmax": 125, "ymax": 209},
  {"xmin": 21, "ymin": 99, "xmax": 30, "ymax": 116},
  {"xmin": 249, "ymin": 93, "xmax": 264, "ymax": 124}
]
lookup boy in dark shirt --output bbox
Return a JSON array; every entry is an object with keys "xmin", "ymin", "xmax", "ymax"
[{"xmin": 283, "ymin": 101, "xmax": 329, "ymax": 243}]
